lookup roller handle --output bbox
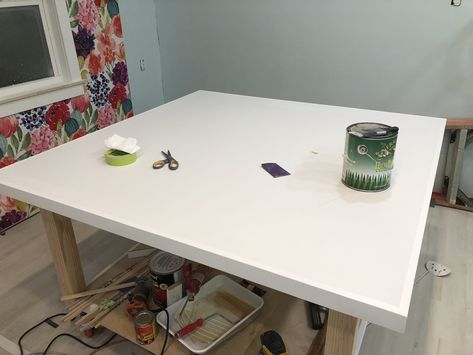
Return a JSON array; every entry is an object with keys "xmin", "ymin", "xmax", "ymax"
[{"xmin": 175, "ymin": 318, "xmax": 204, "ymax": 338}]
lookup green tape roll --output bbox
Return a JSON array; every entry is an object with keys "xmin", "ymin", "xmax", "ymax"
[{"xmin": 104, "ymin": 149, "xmax": 137, "ymax": 166}]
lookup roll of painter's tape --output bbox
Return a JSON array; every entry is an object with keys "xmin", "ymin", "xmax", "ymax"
[{"xmin": 104, "ymin": 149, "xmax": 137, "ymax": 166}]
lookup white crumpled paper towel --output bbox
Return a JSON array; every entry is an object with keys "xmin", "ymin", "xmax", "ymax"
[{"xmin": 104, "ymin": 134, "xmax": 140, "ymax": 154}]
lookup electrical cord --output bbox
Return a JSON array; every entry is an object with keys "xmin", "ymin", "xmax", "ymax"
[
  {"xmin": 414, "ymin": 270, "xmax": 429, "ymax": 286},
  {"xmin": 149, "ymin": 306, "xmax": 169, "ymax": 355},
  {"xmin": 18, "ymin": 308, "xmax": 170, "ymax": 355},
  {"xmin": 159, "ymin": 308, "xmax": 169, "ymax": 355},
  {"xmin": 18, "ymin": 313, "xmax": 65, "ymax": 355},
  {"xmin": 42, "ymin": 333, "xmax": 117, "ymax": 355},
  {"xmin": 18, "ymin": 312, "xmax": 116, "ymax": 355}
]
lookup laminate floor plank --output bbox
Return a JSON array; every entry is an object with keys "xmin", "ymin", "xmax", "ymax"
[
  {"xmin": 0, "ymin": 214, "xmax": 143, "ymax": 354},
  {"xmin": 360, "ymin": 207, "xmax": 473, "ymax": 355}
]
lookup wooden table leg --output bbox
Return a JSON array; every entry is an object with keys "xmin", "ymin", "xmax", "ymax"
[
  {"xmin": 41, "ymin": 210, "xmax": 86, "ymax": 296},
  {"xmin": 308, "ymin": 309, "xmax": 360, "ymax": 355},
  {"xmin": 324, "ymin": 310, "xmax": 359, "ymax": 355}
]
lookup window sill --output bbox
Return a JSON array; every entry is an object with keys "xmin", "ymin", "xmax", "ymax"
[{"xmin": 0, "ymin": 79, "xmax": 85, "ymax": 117}]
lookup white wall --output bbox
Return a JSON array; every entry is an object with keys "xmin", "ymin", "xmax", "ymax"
[
  {"xmin": 155, "ymin": 0, "xmax": 473, "ymax": 195},
  {"xmin": 119, "ymin": 0, "xmax": 164, "ymax": 114}
]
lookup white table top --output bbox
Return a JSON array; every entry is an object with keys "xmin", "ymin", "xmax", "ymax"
[{"xmin": 0, "ymin": 91, "xmax": 445, "ymax": 332}]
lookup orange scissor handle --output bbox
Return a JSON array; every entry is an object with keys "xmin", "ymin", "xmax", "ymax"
[
  {"xmin": 168, "ymin": 158, "xmax": 179, "ymax": 170},
  {"xmin": 152, "ymin": 159, "xmax": 167, "ymax": 169}
]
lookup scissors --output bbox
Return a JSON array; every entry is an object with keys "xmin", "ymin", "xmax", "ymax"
[{"xmin": 153, "ymin": 150, "xmax": 179, "ymax": 170}]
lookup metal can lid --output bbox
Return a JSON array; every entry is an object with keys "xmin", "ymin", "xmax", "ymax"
[
  {"xmin": 134, "ymin": 310, "xmax": 155, "ymax": 326},
  {"xmin": 347, "ymin": 122, "xmax": 398, "ymax": 139},
  {"xmin": 149, "ymin": 251, "xmax": 185, "ymax": 275}
]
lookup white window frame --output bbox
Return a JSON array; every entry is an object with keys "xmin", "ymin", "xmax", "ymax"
[{"xmin": 0, "ymin": 0, "xmax": 84, "ymax": 116}]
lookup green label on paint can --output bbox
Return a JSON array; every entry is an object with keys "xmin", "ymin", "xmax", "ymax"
[{"xmin": 342, "ymin": 122, "xmax": 399, "ymax": 192}]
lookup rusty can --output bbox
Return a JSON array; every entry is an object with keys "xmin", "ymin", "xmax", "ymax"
[{"xmin": 134, "ymin": 310, "xmax": 156, "ymax": 345}]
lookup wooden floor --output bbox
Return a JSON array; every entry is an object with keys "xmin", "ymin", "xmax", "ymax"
[
  {"xmin": 0, "ymin": 215, "xmax": 147, "ymax": 354},
  {"xmin": 360, "ymin": 206, "xmax": 473, "ymax": 355},
  {"xmin": 0, "ymin": 206, "xmax": 471, "ymax": 354}
]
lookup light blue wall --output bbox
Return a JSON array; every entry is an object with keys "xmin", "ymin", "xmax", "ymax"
[
  {"xmin": 155, "ymin": 0, "xmax": 473, "ymax": 195},
  {"xmin": 119, "ymin": 0, "xmax": 164, "ymax": 114}
]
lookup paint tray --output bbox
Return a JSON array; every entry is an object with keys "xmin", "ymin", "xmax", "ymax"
[{"xmin": 156, "ymin": 275, "xmax": 264, "ymax": 353}]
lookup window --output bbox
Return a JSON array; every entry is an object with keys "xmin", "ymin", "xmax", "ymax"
[{"xmin": 0, "ymin": 0, "xmax": 84, "ymax": 117}]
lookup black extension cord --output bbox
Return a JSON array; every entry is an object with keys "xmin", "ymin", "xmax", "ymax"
[
  {"xmin": 18, "ymin": 309, "xmax": 170, "ymax": 355},
  {"xmin": 156, "ymin": 308, "xmax": 169, "ymax": 355}
]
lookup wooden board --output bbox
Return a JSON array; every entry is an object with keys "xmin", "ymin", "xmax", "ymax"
[
  {"xmin": 101, "ymin": 286, "xmax": 317, "ymax": 355},
  {"xmin": 445, "ymin": 119, "xmax": 473, "ymax": 129},
  {"xmin": 87, "ymin": 247, "xmax": 318, "ymax": 354},
  {"xmin": 431, "ymin": 192, "xmax": 473, "ymax": 213}
]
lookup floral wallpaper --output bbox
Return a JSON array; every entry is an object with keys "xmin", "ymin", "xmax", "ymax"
[{"xmin": 0, "ymin": 0, "xmax": 133, "ymax": 231}]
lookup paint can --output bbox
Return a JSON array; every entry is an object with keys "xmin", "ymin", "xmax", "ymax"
[
  {"xmin": 153, "ymin": 283, "xmax": 168, "ymax": 306},
  {"xmin": 149, "ymin": 251, "xmax": 185, "ymax": 307},
  {"xmin": 342, "ymin": 122, "xmax": 399, "ymax": 192},
  {"xmin": 134, "ymin": 310, "xmax": 156, "ymax": 345}
]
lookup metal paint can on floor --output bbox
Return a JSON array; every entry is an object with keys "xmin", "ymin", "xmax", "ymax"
[
  {"xmin": 149, "ymin": 251, "xmax": 185, "ymax": 307},
  {"xmin": 342, "ymin": 122, "xmax": 399, "ymax": 192},
  {"xmin": 134, "ymin": 310, "xmax": 156, "ymax": 345}
]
